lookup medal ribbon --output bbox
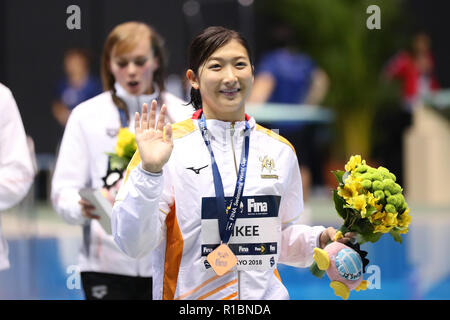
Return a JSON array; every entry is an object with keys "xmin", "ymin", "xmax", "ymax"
[
  {"xmin": 198, "ymin": 112, "xmax": 250, "ymax": 244},
  {"xmin": 118, "ymin": 109, "xmax": 128, "ymax": 128}
]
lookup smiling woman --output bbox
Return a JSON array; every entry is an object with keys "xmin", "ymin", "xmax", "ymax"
[{"xmin": 112, "ymin": 26, "xmax": 353, "ymax": 300}]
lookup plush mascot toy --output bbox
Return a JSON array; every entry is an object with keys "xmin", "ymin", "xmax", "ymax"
[{"xmin": 313, "ymin": 240, "xmax": 369, "ymax": 300}]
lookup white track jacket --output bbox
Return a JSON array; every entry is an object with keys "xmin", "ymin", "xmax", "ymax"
[
  {"xmin": 0, "ymin": 83, "xmax": 35, "ymax": 270},
  {"xmin": 51, "ymin": 86, "xmax": 193, "ymax": 276},
  {"xmin": 112, "ymin": 110, "xmax": 325, "ymax": 299}
]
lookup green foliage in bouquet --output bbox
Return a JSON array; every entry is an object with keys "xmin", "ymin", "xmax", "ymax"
[
  {"xmin": 333, "ymin": 155, "xmax": 411, "ymax": 245},
  {"xmin": 106, "ymin": 128, "xmax": 137, "ymax": 171}
]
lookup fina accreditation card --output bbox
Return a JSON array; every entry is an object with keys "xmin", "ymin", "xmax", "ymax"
[{"xmin": 206, "ymin": 243, "xmax": 238, "ymax": 276}]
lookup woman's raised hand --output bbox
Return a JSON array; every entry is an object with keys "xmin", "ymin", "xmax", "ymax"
[{"xmin": 135, "ymin": 100, "xmax": 173, "ymax": 173}]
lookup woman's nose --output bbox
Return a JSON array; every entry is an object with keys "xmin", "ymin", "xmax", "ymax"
[
  {"xmin": 223, "ymin": 66, "xmax": 238, "ymax": 85},
  {"xmin": 127, "ymin": 62, "xmax": 137, "ymax": 75}
]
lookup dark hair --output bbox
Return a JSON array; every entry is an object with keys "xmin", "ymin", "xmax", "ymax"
[{"xmin": 187, "ymin": 26, "xmax": 254, "ymax": 110}]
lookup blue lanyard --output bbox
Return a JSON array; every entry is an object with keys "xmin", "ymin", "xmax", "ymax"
[
  {"xmin": 118, "ymin": 109, "xmax": 128, "ymax": 128},
  {"xmin": 198, "ymin": 112, "xmax": 250, "ymax": 244}
]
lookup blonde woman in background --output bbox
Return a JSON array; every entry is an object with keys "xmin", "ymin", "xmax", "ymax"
[{"xmin": 51, "ymin": 21, "xmax": 193, "ymax": 300}]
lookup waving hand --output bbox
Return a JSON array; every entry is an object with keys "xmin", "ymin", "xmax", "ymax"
[{"xmin": 135, "ymin": 100, "xmax": 173, "ymax": 173}]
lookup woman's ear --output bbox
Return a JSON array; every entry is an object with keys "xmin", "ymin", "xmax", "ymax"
[{"xmin": 186, "ymin": 69, "xmax": 199, "ymax": 90}]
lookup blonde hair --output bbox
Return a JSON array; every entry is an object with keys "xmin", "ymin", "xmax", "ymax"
[{"xmin": 100, "ymin": 21, "xmax": 167, "ymax": 120}]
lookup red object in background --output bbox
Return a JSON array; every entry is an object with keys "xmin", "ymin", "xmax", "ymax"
[{"xmin": 385, "ymin": 51, "xmax": 440, "ymax": 101}]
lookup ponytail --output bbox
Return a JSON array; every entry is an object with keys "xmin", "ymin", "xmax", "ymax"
[{"xmin": 189, "ymin": 87, "xmax": 202, "ymax": 110}]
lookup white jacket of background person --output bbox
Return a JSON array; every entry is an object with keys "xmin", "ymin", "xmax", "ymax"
[
  {"xmin": 51, "ymin": 83, "xmax": 193, "ymax": 277},
  {"xmin": 112, "ymin": 111, "xmax": 326, "ymax": 299},
  {"xmin": 0, "ymin": 83, "xmax": 35, "ymax": 271}
]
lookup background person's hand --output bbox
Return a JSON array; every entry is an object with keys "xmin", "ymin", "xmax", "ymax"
[
  {"xmin": 135, "ymin": 100, "xmax": 173, "ymax": 173},
  {"xmin": 319, "ymin": 227, "xmax": 357, "ymax": 249},
  {"xmin": 78, "ymin": 198, "xmax": 99, "ymax": 220}
]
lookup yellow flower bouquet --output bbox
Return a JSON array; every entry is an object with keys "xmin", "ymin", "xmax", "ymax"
[
  {"xmin": 107, "ymin": 128, "xmax": 137, "ymax": 172},
  {"xmin": 333, "ymin": 155, "xmax": 411, "ymax": 242},
  {"xmin": 309, "ymin": 155, "xmax": 412, "ymax": 298},
  {"xmin": 101, "ymin": 128, "xmax": 138, "ymax": 202}
]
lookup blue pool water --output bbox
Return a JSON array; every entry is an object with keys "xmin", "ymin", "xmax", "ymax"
[{"xmin": 0, "ymin": 237, "xmax": 84, "ymax": 300}]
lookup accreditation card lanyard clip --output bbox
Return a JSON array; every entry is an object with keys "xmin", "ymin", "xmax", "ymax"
[{"xmin": 198, "ymin": 112, "xmax": 250, "ymax": 276}]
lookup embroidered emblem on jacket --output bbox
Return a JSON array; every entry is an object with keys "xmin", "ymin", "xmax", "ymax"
[
  {"xmin": 106, "ymin": 128, "xmax": 119, "ymax": 138},
  {"xmin": 259, "ymin": 156, "xmax": 278, "ymax": 179}
]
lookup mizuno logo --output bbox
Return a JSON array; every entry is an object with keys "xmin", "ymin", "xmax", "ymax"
[{"xmin": 186, "ymin": 165, "xmax": 208, "ymax": 174}]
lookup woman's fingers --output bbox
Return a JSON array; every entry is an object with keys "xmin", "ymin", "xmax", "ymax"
[
  {"xmin": 83, "ymin": 211, "xmax": 100, "ymax": 220},
  {"xmin": 148, "ymin": 100, "xmax": 157, "ymax": 129},
  {"xmin": 134, "ymin": 112, "xmax": 141, "ymax": 132},
  {"xmin": 137, "ymin": 100, "xmax": 168, "ymax": 138},
  {"xmin": 156, "ymin": 104, "xmax": 167, "ymax": 132},
  {"xmin": 164, "ymin": 123, "xmax": 172, "ymax": 143},
  {"xmin": 141, "ymin": 103, "xmax": 149, "ymax": 130},
  {"xmin": 337, "ymin": 232, "xmax": 357, "ymax": 244},
  {"xmin": 320, "ymin": 227, "xmax": 359, "ymax": 248},
  {"xmin": 345, "ymin": 232, "xmax": 357, "ymax": 239},
  {"xmin": 79, "ymin": 199, "xmax": 94, "ymax": 208},
  {"xmin": 78, "ymin": 199, "xmax": 99, "ymax": 220}
]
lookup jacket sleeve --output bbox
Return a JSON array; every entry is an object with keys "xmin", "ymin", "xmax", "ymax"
[
  {"xmin": 0, "ymin": 87, "xmax": 35, "ymax": 211},
  {"xmin": 278, "ymin": 147, "xmax": 325, "ymax": 268},
  {"xmin": 112, "ymin": 151, "xmax": 172, "ymax": 258},
  {"xmin": 51, "ymin": 108, "xmax": 90, "ymax": 225}
]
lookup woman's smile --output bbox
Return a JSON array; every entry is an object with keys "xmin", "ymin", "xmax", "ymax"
[{"xmin": 219, "ymin": 87, "xmax": 241, "ymax": 98}]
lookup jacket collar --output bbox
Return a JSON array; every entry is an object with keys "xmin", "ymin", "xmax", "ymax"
[
  {"xmin": 191, "ymin": 109, "xmax": 255, "ymax": 148},
  {"xmin": 192, "ymin": 108, "xmax": 255, "ymax": 129},
  {"xmin": 114, "ymin": 82, "xmax": 160, "ymax": 120}
]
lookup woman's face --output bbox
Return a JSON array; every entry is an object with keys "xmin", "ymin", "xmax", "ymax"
[
  {"xmin": 109, "ymin": 37, "xmax": 158, "ymax": 96},
  {"xmin": 190, "ymin": 39, "xmax": 254, "ymax": 121}
]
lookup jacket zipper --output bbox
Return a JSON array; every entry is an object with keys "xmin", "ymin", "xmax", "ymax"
[
  {"xmin": 230, "ymin": 124, "xmax": 239, "ymax": 173},
  {"xmin": 230, "ymin": 123, "xmax": 241, "ymax": 299}
]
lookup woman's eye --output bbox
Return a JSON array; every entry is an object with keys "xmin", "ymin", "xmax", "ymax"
[
  {"xmin": 236, "ymin": 61, "xmax": 247, "ymax": 68},
  {"xmin": 134, "ymin": 58, "xmax": 148, "ymax": 66},
  {"xmin": 209, "ymin": 64, "xmax": 221, "ymax": 70},
  {"xmin": 117, "ymin": 61, "xmax": 128, "ymax": 68}
]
